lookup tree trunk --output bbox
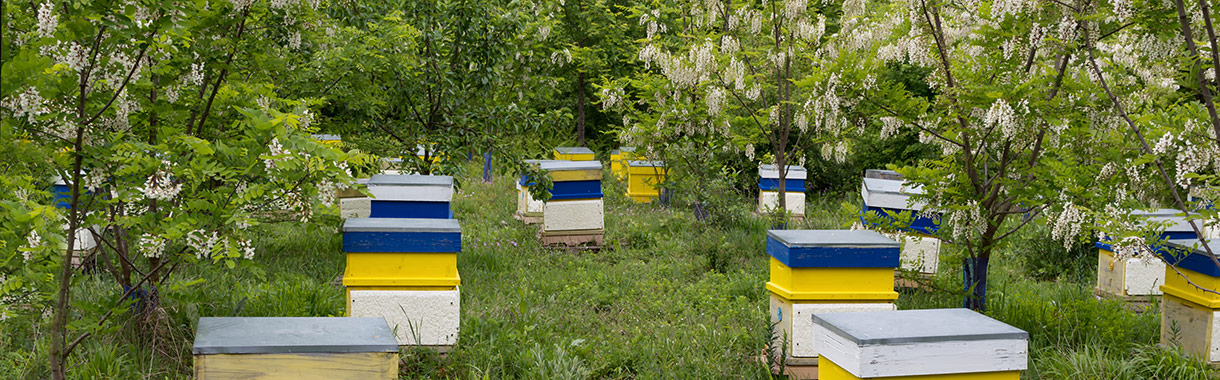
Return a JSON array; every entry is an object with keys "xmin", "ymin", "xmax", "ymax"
[
  {"xmin": 962, "ymin": 255, "xmax": 991, "ymax": 311},
  {"xmin": 576, "ymin": 70, "xmax": 587, "ymax": 146},
  {"xmin": 483, "ymin": 150, "xmax": 493, "ymax": 183}
]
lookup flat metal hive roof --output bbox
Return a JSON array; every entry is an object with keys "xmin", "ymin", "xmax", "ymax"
[
  {"xmin": 368, "ymin": 174, "xmax": 453, "ymax": 187},
  {"xmin": 767, "ymin": 230, "xmax": 899, "ymax": 248},
  {"xmin": 553, "ymin": 147, "xmax": 594, "ymax": 155},
  {"xmin": 540, "ymin": 160, "xmax": 602, "ymax": 171},
  {"xmin": 628, "ymin": 160, "xmax": 665, "ymax": 167},
  {"xmin": 812, "ymin": 308, "xmax": 1028, "ymax": 345},
  {"xmin": 193, "ymin": 317, "xmax": 399, "ymax": 354}
]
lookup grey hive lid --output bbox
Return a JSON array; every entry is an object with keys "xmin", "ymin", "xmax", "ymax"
[
  {"xmin": 628, "ymin": 160, "xmax": 665, "ymax": 167},
  {"xmin": 759, "ymin": 164, "xmax": 807, "ymax": 172},
  {"xmin": 1166, "ymin": 239, "xmax": 1219, "ymax": 255},
  {"xmin": 767, "ymin": 230, "xmax": 899, "ymax": 248},
  {"xmin": 864, "ymin": 169, "xmax": 903, "ymax": 180},
  {"xmin": 192, "ymin": 317, "xmax": 399, "ymax": 354},
  {"xmin": 619, "ymin": 146, "xmax": 636, "ymax": 153},
  {"xmin": 540, "ymin": 160, "xmax": 602, "ymax": 171},
  {"xmin": 862, "ymin": 177, "xmax": 924, "ymax": 195},
  {"xmin": 812, "ymin": 308, "xmax": 1028, "ymax": 346},
  {"xmin": 311, "ymin": 134, "xmax": 341, "ymax": 141},
  {"xmin": 554, "ymin": 147, "xmax": 594, "ymax": 155},
  {"xmin": 367, "ymin": 174, "xmax": 453, "ymax": 187},
  {"xmin": 343, "ymin": 217, "xmax": 460, "ymax": 233},
  {"xmin": 1130, "ymin": 208, "xmax": 1195, "ymax": 231}
]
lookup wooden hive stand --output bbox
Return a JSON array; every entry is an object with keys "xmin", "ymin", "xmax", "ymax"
[
  {"xmin": 1162, "ymin": 239, "xmax": 1220, "ymax": 365},
  {"xmin": 539, "ymin": 160, "xmax": 604, "ymax": 247},
  {"xmin": 366, "ymin": 174, "xmax": 454, "ymax": 219},
  {"xmin": 861, "ymin": 170, "xmax": 941, "ymax": 280},
  {"xmin": 766, "ymin": 230, "xmax": 901, "ymax": 379},
  {"xmin": 814, "ymin": 309, "xmax": 1028, "ymax": 380},
  {"xmin": 343, "ymin": 218, "xmax": 461, "ymax": 349},
  {"xmin": 758, "ymin": 164, "xmax": 808, "ymax": 221},
  {"xmin": 193, "ymin": 317, "xmax": 400, "ymax": 380}
]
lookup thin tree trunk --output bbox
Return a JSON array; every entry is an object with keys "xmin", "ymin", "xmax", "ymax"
[{"xmin": 576, "ymin": 71, "xmax": 587, "ymax": 146}]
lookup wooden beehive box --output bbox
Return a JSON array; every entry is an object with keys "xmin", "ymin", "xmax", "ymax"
[
  {"xmin": 193, "ymin": 317, "xmax": 399, "ymax": 380},
  {"xmin": 366, "ymin": 174, "xmax": 453, "ymax": 219},
  {"xmin": 342, "ymin": 217, "xmax": 462, "ymax": 346},
  {"xmin": 1162, "ymin": 239, "xmax": 1220, "ymax": 364},
  {"xmin": 539, "ymin": 160, "xmax": 604, "ymax": 245},
  {"xmin": 626, "ymin": 160, "xmax": 666, "ymax": 203},
  {"xmin": 1095, "ymin": 208, "xmax": 1196, "ymax": 299},
  {"xmin": 766, "ymin": 230, "xmax": 900, "ymax": 364},
  {"xmin": 758, "ymin": 164, "xmax": 808, "ymax": 218},
  {"xmin": 310, "ymin": 134, "xmax": 342, "ymax": 147},
  {"xmin": 860, "ymin": 172, "xmax": 941, "ymax": 275},
  {"xmin": 609, "ymin": 147, "xmax": 637, "ymax": 180},
  {"xmin": 553, "ymin": 146, "xmax": 595, "ymax": 161},
  {"xmin": 813, "ymin": 309, "xmax": 1028, "ymax": 379}
]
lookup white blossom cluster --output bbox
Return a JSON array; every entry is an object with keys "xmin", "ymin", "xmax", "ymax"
[
  {"xmin": 140, "ymin": 160, "xmax": 183, "ymax": 201},
  {"xmin": 1051, "ymin": 201, "xmax": 1087, "ymax": 250},
  {"xmin": 139, "ymin": 234, "xmax": 167, "ymax": 258},
  {"xmin": 24, "ymin": 231, "xmax": 42, "ymax": 261},
  {"xmin": 1151, "ymin": 123, "xmax": 1220, "ymax": 189},
  {"xmin": 599, "ymin": 87, "xmax": 625, "ymax": 111},
  {"xmin": 984, "ymin": 99, "xmax": 1017, "ymax": 139},
  {"xmin": 237, "ymin": 238, "xmax": 255, "ymax": 260},
  {"xmin": 639, "ymin": 9, "xmax": 667, "ymax": 40},
  {"xmin": 186, "ymin": 229, "xmax": 224, "ymax": 259},
  {"xmin": 37, "ymin": 1, "xmax": 57, "ymax": 38},
  {"xmin": 1, "ymin": 87, "xmax": 49, "ymax": 123},
  {"xmin": 943, "ymin": 201, "xmax": 986, "ymax": 241}
]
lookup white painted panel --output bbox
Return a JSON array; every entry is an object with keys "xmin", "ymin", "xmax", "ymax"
[
  {"xmin": 1213, "ymin": 310, "xmax": 1220, "ymax": 363},
  {"xmin": 340, "ymin": 197, "xmax": 371, "ymax": 219},
  {"xmin": 759, "ymin": 191, "xmax": 806, "ymax": 216},
  {"xmin": 349, "ymin": 289, "xmax": 460, "ymax": 346},
  {"xmin": 367, "ymin": 185, "xmax": 453, "ymax": 202},
  {"xmin": 791, "ymin": 303, "xmax": 894, "ymax": 358},
  {"xmin": 900, "ymin": 234, "xmax": 940, "ymax": 274},
  {"xmin": 861, "ymin": 181, "xmax": 925, "ymax": 211},
  {"xmin": 1122, "ymin": 257, "xmax": 1165, "ymax": 296},
  {"xmin": 815, "ymin": 324, "xmax": 1028, "ymax": 378},
  {"xmin": 543, "ymin": 199, "xmax": 604, "ymax": 231}
]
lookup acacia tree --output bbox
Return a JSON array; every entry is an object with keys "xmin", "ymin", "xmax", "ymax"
[
  {"xmin": 601, "ymin": 0, "xmax": 849, "ymax": 221},
  {"xmin": 1, "ymin": 1, "xmax": 357, "ymax": 377}
]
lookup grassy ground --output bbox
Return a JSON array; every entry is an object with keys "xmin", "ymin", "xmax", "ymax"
[{"xmin": 1, "ymin": 164, "xmax": 1217, "ymax": 379}]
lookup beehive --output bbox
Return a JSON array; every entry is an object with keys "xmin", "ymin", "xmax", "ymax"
[
  {"xmin": 609, "ymin": 147, "xmax": 638, "ymax": 180},
  {"xmin": 553, "ymin": 146, "xmax": 595, "ymax": 161},
  {"xmin": 626, "ymin": 160, "xmax": 666, "ymax": 203},
  {"xmin": 310, "ymin": 134, "xmax": 342, "ymax": 147},
  {"xmin": 759, "ymin": 164, "xmax": 807, "ymax": 218},
  {"xmin": 860, "ymin": 171, "xmax": 941, "ymax": 275},
  {"xmin": 366, "ymin": 174, "xmax": 453, "ymax": 219},
  {"xmin": 52, "ymin": 176, "xmax": 97, "ymax": 266},
  {"xmin": 539, "ymin": 160, "xmax": 604, "ymax": 245},
  {"xmin": 766, "ymin": 230, "xmax": 900, "ymax": 364},
  {"xmin": 814, "ymin": 309, "xmax": 1028, "ymax": 379},
  {"xmin": 1095, "ymin": 208, "xmax": 1197, "ymax": 298},
  {"xmin": 193, "ymin": 317, "xmax": 399, "ymax": 380},
  {"xmin": 342, "ymin": 218, "xmax": 461, "ymax": 346},
  {"xmin": 1162, "ymin": 239, "xmax": 1220, "ymax": 364},
  {"xmin": 514, "ymin": 159, "xmax": 557, "ymax": 224}
]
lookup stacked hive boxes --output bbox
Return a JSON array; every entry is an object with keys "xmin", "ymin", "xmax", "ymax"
[
  {"xmin": 553, "ymin": 146, "xmax": 595, "ymax": 161},
  {"xmin": 626, "ymin": 161, "xmax": 666, "ymax": 203},
  {"xmin": 609, "ymin": 147, "xmax": 637, "ymax": 180},
  {"xmin": 52, "ymin": 176, "xmax": 97, "ymax": 266},
  {"xmin": 860, "ymin": 170, "xmax": 940, "ymax": 275},
  {"xmin": 514, "ymin": 159, "xmax": 555, "ymax": 224},
  {"xmin": 192, "ymin": 317, "xmax": 399, "ymax": 379},
  {"xmin": 1162, "ymin": 239, "xmax": 1220, "ymax": 365},
  {"xmin": 367, "ymin": 174, "xmax": 454, "ymax": 219},
  {"xmin": 310, "ymin": 134, "xmax": 342, "ymax": 147},
  {"xmin": 758, "ymin": 164, "xmax": 807, "ymax": 219},
  {"xmin": 539, "ymin": 160, "xmax": 605, "ymax": 246},
  {"xmin": 814, "ymin": 309, "xmax": 1028, "ymax": 380},
  {"xmin": 342, "ymin": 218, "xmax": 461, "ymax": 348},
  {"xmin": 1095, "ymin": 208, "xmax": 1196, "ymax": 299},
  {"xmin": 766, "ymin": 230, "xmax": 900, "ymax": 367}
]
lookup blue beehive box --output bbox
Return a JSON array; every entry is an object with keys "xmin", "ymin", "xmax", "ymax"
[
  {"xmin": 366, "ymin": 174, "xmax": 453, "ymax": 219},
  {"xmin": 860, "ymin": 170, "xmax": 939, "ymax": 234}
]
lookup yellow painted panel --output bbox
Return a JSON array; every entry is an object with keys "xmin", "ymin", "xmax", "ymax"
[
  {"xmin": 1160, "ymin": 294, "xmax": 1217, "ymax": 363},
  {"xmin": 195, "ymin": 352, "xmax": 397, "ymax": 380},
  {"xmin": 818, "ymin": 356, "xmax": 1020, "ymax": 380},
  {"xmin": 627, "ymin": 165, "xmax": 665, "ymax": 201},
  {"xmin": 1162, "ymin": 266, "xmax": 1220, "ymax": 309},
  {"xmin": 343, "ymin": 252, "xmax": 459, "ymax": 287},
  {"xmin": 768, "ymin": 257, "xmax": 898, "ymax": 301},
  {"xmin": 554, "ymin": 152, "xmax": 595, "ymax": 161},
  {"xmin": 1096, "ymin": 249, "xmax": 1126, "ymax": 296},
  {"xmin": 551, "ymin": 169, "xmax": 603, "ymax": 181}
]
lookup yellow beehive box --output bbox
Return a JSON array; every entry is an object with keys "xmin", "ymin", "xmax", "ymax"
[
  {"xmin": 342, "ymin": 218, "xmax": 461, "ymax": 287},
  {"xmin": 193, "ymin": 317, "xmax": 399, "ymax": 380},
  {"xmin": 311, "ymin": 134, "xmax": 342, "ymax": 147},
  {"xmin": 1162, "ymin": 239, "xmax": 1220, "ymax": 364},
  {"xmin": 609, "ymin": 147, "xmax": 637, "ymax": 180},
  {"xmin": 553, "ymin": 147, "xmax": 595, "ymax": 161},
  {"xmin": 627, "ymin": 160, "xmax": 666, "ymax": 203},
  {"xmin": 814, "ymin": 309, "xmax": 1027, "ymax": 380},
  {"xmin": 767, "ymin": 258, "xmax": 898, "ymax": 301}
]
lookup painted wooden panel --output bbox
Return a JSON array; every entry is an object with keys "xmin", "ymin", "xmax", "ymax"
[
  {"xmin": 1161, "ymin": 266, "xmax": 1220, "ymax": 308},
  {"xmin": 340, "ymin": 198, "xmax": 370, "ymax": 219},
  {"xmin": 549, "ymin": 180, "xmax": 604, "ymax": 199},
  {"xmin": 766, "ymin": 236, "xmax": 900, "ymax": 269},
  {"xmin": 818, "ymin": 356, "xmax": 1019, "ymax": 380},
  {"xmin": 627, "ymin": 161, "xmax": 666, "ymax": 202},
  {"xmin": 543, "ymin": 199, "xmax": 605, "ymax": 232},
  {"xmin": 195, "ymin": 352, "xmax": 396, "ymax": 380},
  {"xmin": 343, "ymin": 252, "xmax": 459, "ymax": 287},
  {"xmin": 759, "ymin": 178, "xmax": 807, "ymax": 192},
  {"xmin": 769, "ymin": 294, "xmax": 894, "ymax": 359},
  {"xmin": 1163, "ymin": 239, "xmax": 1220, "ymax": 277},
  {"xmin": 553, "ymin": 147, "xmax": 596, "ymax": 161},
  {"xmin": 759, "ymin": 164, "xmax": 808, "ymax": 180},
  {"xmin": 343, "ymin": 231, "xmax": 461, "ymax": 253},
  {"xmin": 348, "ymin": 288, "xmax": 460, "ymax": 346},
  {"xmin": 1161, "ymin": 294, "xmax": 1219, "ymax": 364},
  {"xmin": 1096, "ymin": 250, "xmax": 1126, "ymax": 297},
  {"xmin": 759, "ymin": 191, "xmax": 806, "ymax": 216},
  {"xmin": 369, "ymin": 200, "xmax": 451, "ymax": 219},
  {"xmin": 860, "ymin": 204, "xmax": 941, "ymax": 234},
  {"xmin": 900, "ymin": 233, "xmax": 940, "ymax": 274},
  {"xmin": 767, "ymin": 258, "xmax": 898, "ymax": 301}
]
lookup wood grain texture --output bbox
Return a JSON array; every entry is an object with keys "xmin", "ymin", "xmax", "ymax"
[
  {"xmin": 1161, "ymin": 294, "xmax": 1218, "ymax": 364},
  {"xmin": 195, "ymin": 352, "xmax": 397, "ymax": 380}
]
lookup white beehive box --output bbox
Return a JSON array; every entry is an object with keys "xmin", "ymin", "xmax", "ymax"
[{"xmin": 348, "ymin": 288, "xmax": 460, "ymax": 347}]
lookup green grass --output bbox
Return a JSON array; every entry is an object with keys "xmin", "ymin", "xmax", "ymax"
[{"xmin": 1, "ymin": 163, "xmax": 1216, "ymax": 379}]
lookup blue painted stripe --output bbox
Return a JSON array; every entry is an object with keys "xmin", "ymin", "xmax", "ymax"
[
  {"xmin": 766, "ymin": 236, "xmax": 900, "ymax": 268},
  {"xmin": 550, "ymin": 180, "xmax": 602, "ymax": 199},
  {"xmin": 759, "ymin": 179, "xmax": 806, "ymax": 192},
  {"xmin": 1095, "ymin": 231, "xmax": 1200, "ymax": 252},
  {"xmin": 518, "ymin": 174, "xmax": 533, "ymax": 187},
  {"xmin": 53, "ymin": 184, "xmax": 72, "ymax": 208},
  {"xmin": 549, "ymin": 193, "xmax": 603, "ymax": 200},
  {"xmin": 860, "ymin": 204, "xmax": 940, "ymax": 234},
  {"xmin": 1162, "ymin": 245, "xmax": 1220, "ymax": 277},
  {"xmin": 370, "ymin": 201, "xmax": 451, "ymax": 219},
  {"xmin": 343, "ymin": 231, "xmax": 461, "ymax": 253}
]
